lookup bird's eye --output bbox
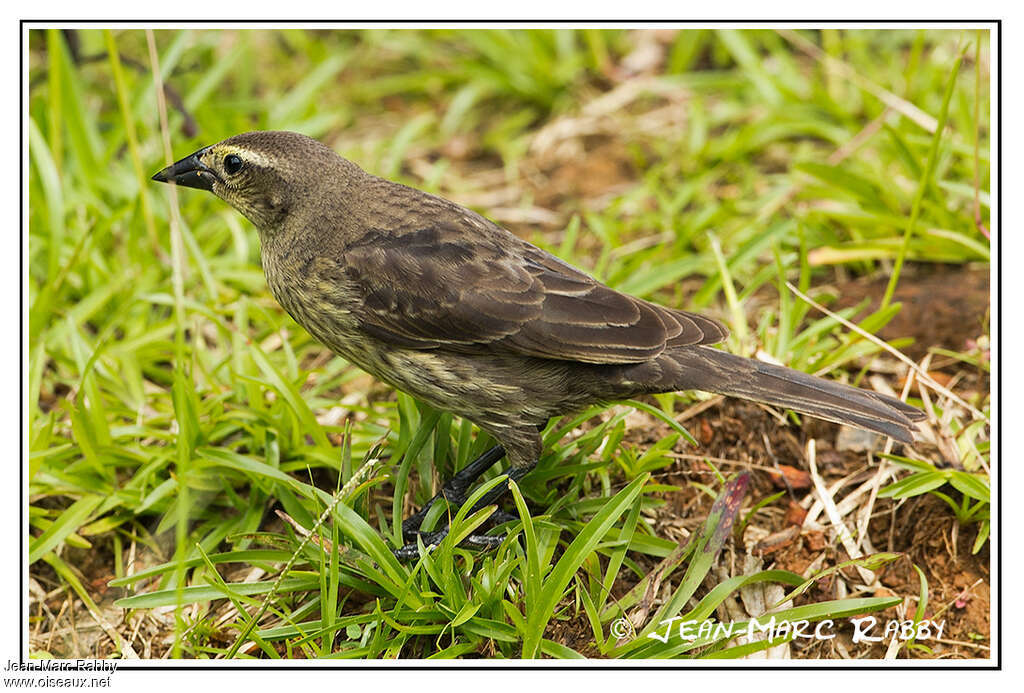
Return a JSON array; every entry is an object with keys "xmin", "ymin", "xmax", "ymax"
[{"xmin": 224, "ymin": 154, "xmax": 243, "ymax": 175}]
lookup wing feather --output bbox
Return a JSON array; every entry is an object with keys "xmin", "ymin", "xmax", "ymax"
[{"xmin": 331, "ymin": 216, "xmax": 727, "ymax": 364}]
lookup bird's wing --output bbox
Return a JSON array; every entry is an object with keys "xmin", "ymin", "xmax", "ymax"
[{"xmin": 335, "ymin": 221, "xmax": 727, "ymax": 365}]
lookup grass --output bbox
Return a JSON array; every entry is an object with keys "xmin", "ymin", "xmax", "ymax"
[{"xmin": 27, "ymin": 27, "xmax": 991, "ymax": 660}]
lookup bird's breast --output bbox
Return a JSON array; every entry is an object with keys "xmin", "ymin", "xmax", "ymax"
[{"xmin": 262, "ymin": 247, "xmax": 352, "ymax": 338}]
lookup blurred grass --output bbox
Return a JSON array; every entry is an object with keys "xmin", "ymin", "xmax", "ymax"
[{"xmin": 27, "ymin": 27, "xmax": 990, "ymax": 659}]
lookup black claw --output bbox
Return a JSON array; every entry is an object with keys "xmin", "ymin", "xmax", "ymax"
[
  {"xmin": 393, "ymin": 528, "xmax": 508, "ymax": 560},
  {"xmin": 460, "ymin": 534, "xmax": 506, "ymax": 550},
  {"xmin": 393, "ymin": 528, "xmax": 450, "ymax": 560}
]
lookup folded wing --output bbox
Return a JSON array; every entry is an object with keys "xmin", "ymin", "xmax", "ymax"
[{"xmin": 336, "ymin": 219, "xmax": 727, "ymax": 364}]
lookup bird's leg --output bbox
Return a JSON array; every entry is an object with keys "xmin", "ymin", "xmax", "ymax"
[
  {"xmin": 394, "ymin": 425, "xmax": 543, "ymax": 560},
  {"xmin": 393, "ymin": 466, "xmax": 531, "ymax": 560},
  {"xmin": 400, "ymin": 444, "xmax": 506, "ymax": 541}
]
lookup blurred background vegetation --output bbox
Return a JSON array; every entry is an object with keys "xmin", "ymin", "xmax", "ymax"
[{"xmin": 27, "ymin": 27, "xmax": 990, "ymax": 660}]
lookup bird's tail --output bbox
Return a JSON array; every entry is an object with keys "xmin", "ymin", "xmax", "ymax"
[{"xmin": 653, "ymin": 346, "xmax": 926, "ymax": 443}]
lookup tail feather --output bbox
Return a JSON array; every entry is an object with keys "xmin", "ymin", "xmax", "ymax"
[{"xmin": 658, "ymin": 346, "xmax": 925, "ymax": 443}]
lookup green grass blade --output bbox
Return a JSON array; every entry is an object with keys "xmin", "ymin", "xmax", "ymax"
[{"xmin": 521, "ymin": 473, "xmax": 649, "ymax": 658}]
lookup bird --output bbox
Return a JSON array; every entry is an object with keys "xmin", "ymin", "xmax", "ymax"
[{"xmin": 152, "ymin": 130, "xmax": 925, "ymax": 558}]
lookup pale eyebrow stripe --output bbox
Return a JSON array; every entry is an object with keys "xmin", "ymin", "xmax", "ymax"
[{"xmin": 212, "ymin": 145, "xmax": 273, "ymax": 168}]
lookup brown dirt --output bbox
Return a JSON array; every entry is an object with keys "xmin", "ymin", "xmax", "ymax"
[{"xmin": 834, "ymin": 262, "xmax": 991, "ymax": 362}]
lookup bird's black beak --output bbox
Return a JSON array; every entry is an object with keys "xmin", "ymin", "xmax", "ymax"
[{"xmin": 151, "ymin": 148, "xmax": 216, "ymax": 192}]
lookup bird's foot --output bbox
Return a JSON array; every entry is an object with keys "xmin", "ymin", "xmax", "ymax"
[
  {"xmin": 400, "ymin": 492, "xmax": 465, "ymax": 542},
  {"xmin": 393, "ymin": 511, "xmax": 518, "ymax": 560},
  {"xmin": 399, "ymin": 445, "xmax": 506, "ymax": 542},
  {"xmin": 391, "ymin": 445, "xmax": 531, "ymax": 560}
]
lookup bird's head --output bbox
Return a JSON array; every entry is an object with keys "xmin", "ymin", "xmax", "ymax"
[{"xmin": 151, "ymin": 131, "xmax": 348, "ymax": 230}]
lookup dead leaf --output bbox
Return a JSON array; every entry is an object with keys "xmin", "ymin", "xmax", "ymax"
[
  {"xmin": 767, "ymin": 465, "xmax": 811, "ymax": 490},
  {"xmin": 753, "ymin": 525, "xmax": 800, "ymax": 555}
]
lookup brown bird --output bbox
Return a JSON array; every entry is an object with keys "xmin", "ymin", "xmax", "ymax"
[{"xmin": 153, "ymin": 130, "xmax": 924, "ymax": 557}]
